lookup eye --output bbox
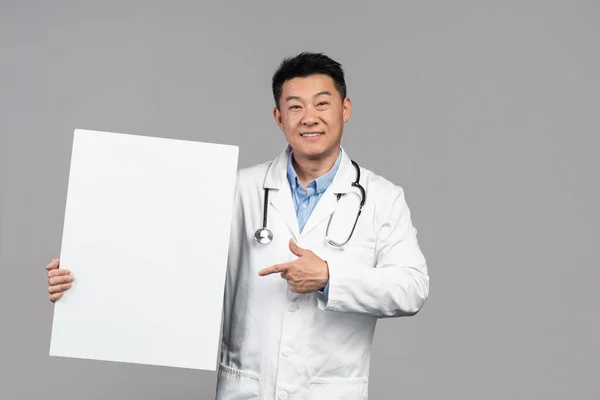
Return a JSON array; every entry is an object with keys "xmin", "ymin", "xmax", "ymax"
[
  {"xmin": 317, "ymin": 101, "xmax": 329, "ymax": 107},
  {"xmin": 289, "ymin": 105, "xmax": 302, "ymax": 110}
]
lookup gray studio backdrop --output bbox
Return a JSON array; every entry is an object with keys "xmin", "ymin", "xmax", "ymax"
[{"xmin": 1, "ymin": 1, "xmax": 598, "ymax": 399}]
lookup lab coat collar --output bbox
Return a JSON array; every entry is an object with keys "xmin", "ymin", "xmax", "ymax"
[
  {"xmin": 263, "ymin": 144, "xmax": 354, "ymax": 194},
  {"xmin": 263, "ymin": 144, "xmax": 356, "ymax": 239}
]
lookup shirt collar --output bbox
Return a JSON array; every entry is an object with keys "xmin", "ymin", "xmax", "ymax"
[{"xmin": 286, "ymin": 148, "xmax": 343, "ymax": 194}]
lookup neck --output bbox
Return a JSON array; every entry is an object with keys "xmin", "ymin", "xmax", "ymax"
[{"xmin": 292, "ymin": 147, "xmax": 341, "ymax": 189}]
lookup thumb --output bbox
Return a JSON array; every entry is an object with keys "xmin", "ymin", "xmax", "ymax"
[{"xmin": 289, "ymin": 239, "xmax": 307, "ymax": 257}]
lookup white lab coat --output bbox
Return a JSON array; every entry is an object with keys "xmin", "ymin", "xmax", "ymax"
[{"xmin": 215, "ymin": 145, "xmax": 429, "ymax": 400}]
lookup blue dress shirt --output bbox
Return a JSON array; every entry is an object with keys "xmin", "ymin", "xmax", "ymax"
[{"xmin": 286, "ymin": 149, "xmax": 342, "ymax": 296}]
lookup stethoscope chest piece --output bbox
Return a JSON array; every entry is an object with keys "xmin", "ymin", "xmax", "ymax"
[{"xmin": 254, "ymin": 227, "xmax": 273, "ymax": 244}]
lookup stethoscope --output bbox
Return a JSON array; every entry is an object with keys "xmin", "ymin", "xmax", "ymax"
[{"xmin": 254, "ymin": 160, "xmax": 366, "ymax": 248}]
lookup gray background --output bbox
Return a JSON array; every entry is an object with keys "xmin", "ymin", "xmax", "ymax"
[{"xmin": 1, "ymin": 1, "xmax": 598, "ymax": 399}]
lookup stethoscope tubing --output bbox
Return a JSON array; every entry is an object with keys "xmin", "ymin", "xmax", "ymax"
[{"xmin": 254, "ymin": 160, "xmax": 365, "ymax": 246}]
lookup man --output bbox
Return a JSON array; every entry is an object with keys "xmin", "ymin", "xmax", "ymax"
[{"xmin": 46, "ymin": 52, "xmax": 429, "ymax": 399}]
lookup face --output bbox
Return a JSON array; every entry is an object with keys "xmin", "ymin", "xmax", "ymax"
[{"xmin": 273, "ymin": 74, "xmax": 351, "ymax": 161}]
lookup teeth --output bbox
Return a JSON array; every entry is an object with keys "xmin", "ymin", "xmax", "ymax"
[{"xmin": 302, "ymin": 133, "xmax": 321, "ymax": 137}]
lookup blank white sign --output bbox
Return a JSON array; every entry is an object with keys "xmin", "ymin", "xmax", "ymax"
[{"xmin": 49, "ymin": 129, "xmax": 239, "ymax": 370}]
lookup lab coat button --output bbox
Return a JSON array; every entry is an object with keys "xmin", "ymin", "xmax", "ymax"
[
  {"xmin": 281, "ymin": 346, "xmax": 293, "ymax": 357},
  {"xmin": 277, "ymin": 391, "xmax": 288, "ymax": 400}
]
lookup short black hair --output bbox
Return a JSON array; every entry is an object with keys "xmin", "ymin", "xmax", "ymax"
[{"xmin": 271, "ymin": 52, "xmax": 347, "ymax": 109}]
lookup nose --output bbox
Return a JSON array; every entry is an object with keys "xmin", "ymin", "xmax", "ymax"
[{"xmin": 301, "ymin": 108, "xmax": 319, "ymax": 126}]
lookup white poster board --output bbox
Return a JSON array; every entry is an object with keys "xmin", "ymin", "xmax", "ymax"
[{"xmin": 49, "ymin": 129, "xmax": 239, "ymax": 370}]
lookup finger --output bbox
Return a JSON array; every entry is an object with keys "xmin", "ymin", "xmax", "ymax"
[
  {"xmin": 49, "ymin": 274, "xmax": 75, "ymax": 286},
  {"xmin": 45, "ymin": 258, "xmax": 60, "ymax": 270},
  {"xmin": 258, "ymin": 263, "xmax": 290, "ymax": 276},
  {"xmin": 280, "ymin": 272, "xmax": 288, "ymax": 279},
  {"xmin": 49, "ymin": 292, "xmax": 64, "ymax": 302},
  {"xmin": 48, "ymin": 282, "xmax": 72, "ymax": 294},
  {"xmin": 288, "ymin": 239, "xmax": 307, "ymax": 257},
  {"xmin": 48, "ymin": 269, "xmax": 71, "ymax": 278}
]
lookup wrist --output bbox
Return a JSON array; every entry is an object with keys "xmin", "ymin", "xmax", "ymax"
[{"xmin": 321, "ymin": 260, "xmax": 329, "ymax": 289}]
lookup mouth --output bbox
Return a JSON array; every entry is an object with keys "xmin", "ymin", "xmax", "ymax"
[{"xmin": 300, "ymin": 132, "xmax": 324, "ymax": 137}]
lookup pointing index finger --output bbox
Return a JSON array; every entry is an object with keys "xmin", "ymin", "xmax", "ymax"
[{"xmin": 258, "ymin": 263, "xmax": 290, "ymax": 276}]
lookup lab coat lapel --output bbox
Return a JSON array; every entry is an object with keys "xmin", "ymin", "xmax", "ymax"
[
  {"xmin": 300, "ymin": 149, "xmax": 354, "ymax": 238},
  {"xmin": 263, "ymin": 146, "xmax": 300, "ymax": 241}
]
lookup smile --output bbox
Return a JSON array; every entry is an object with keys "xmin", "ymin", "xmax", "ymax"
[{"xmin": 300, "ymin": 132, "xmax": 323, "ymax": 137}]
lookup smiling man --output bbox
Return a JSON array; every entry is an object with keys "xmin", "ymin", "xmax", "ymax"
[{"xmin": 46, "ymin": 52, "xmax": 429, "ymax": 399}]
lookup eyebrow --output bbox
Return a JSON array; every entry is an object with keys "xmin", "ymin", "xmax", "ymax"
[{"xmin": 285, "ymin": 91, "xmax": 333, "ymax": 102}]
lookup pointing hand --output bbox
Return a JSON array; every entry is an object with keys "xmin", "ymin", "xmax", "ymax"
[{"xmin": 258, "ymin": 239, "xmax": 329, "ymax": 293}]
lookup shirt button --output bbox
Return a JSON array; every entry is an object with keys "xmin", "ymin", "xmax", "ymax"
[
  {"xmin": 281, "ymin": 346, "xmax": 293, "ymax": 357},
  {"xmin": 302, "ymin": 203, "xmax": 307, "ymax": 208},
  {"xmin": 287, "ymin": 302, "xmax": 299, "ymax": 312},
  {"xmin": 278, "ymin": 391, "xmax": 288, "ymax": 400}
]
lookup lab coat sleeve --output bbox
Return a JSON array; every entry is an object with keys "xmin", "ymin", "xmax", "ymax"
[
  {"xmin": 316, "ymin": 185, "xmax": 429, "ymax": 318},
  {"xmin": 218, "ymin": 171, "xmax": 245, "ymax": 363}
]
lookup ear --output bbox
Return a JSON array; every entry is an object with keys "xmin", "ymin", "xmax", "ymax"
[
  {"xmin": 273, "ymin": 106, "xmax": 284, "ymax": 131},
  {"xmin": 342, "ymin": 97, "xmax": 352, "ymax": 123}
]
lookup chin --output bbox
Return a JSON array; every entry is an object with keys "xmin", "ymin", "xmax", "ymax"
[{"xmin": 294, "ymin": 143, "xmax": 335, "ymax": 160}]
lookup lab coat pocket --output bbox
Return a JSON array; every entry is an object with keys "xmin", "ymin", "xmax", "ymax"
[
  {"xmin": 307, "ymin": 376, "xmax": 369, "ymax": 400},
  {"xmin": 216, "ymin": 363, "xmax": 261, "ymax": 400}
]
